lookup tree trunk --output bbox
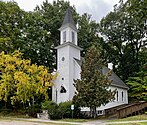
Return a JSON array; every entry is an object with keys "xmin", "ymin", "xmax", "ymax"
[
  {"xmin": 90, "ymin": 107, "xmax": 97, "ymax": 118},
  {"xmin": 32, "ymin": 96, "xmax": 35, "ymax": 106}
]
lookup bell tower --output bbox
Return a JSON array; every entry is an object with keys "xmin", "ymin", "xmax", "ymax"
[
  {"xmin": 59, "ymin": 7, "xmax": 78, "ymax": 45},
  {"xmin": 52, "ymin": 7, "xmax": 82, "ymax": 104}
]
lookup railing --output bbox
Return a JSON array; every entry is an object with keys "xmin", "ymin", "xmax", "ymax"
[
  {"xmin": 116, "ymin": 101, "xmax": 147, "ymax": 118},
  {"xmin": 105, "ymin": 104, "xmax": 127, "ymax": 116}
]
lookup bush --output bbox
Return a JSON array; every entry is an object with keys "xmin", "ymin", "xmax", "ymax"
[
  {"xmin": 58, "ymin": 101, "xmax": 72, "ymax": 118},
  {"xmin": 28, "ymin": 104, "xmax": 41, "ymax": 117},
  {"xmin": 42, "ymin": 101, "xmax": 60, "ymax": 119},
  {"xmin": 41, "ymin": 101, "xmax": 81, "ymax": 119},
  {"xmin": 0, "ymin": 108, "xmax": 12, "ymax": 115},
  {"xmin": 72, "ymin": 103, "xmax": 82, "ymax": 118}
]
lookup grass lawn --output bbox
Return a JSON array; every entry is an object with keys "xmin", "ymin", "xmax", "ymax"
[
  {"xmin": 107, "ymin": 115, "xmax": 147, "ymax": 122},
  {"xmin": 0, "ymin": 118, "xmax": 76, "ymax": 125},
  {"xmin": 108, "ymin": 122, "xmax": 147, "ymax": 125},
  {"xmin": 0, "ymin": 112, "xmax": 31, "ymax": 118},
  {"xmin": 1, "ymin": 112, "xmax": 147, "ymax": 125},
  {"xmin": 0, "ymin": 113, "xmax": 79, "ymax": 125},
  {"xmin": 107, "ymin": 114, "xmax": 147, "ymax": 125},
  {"xmin": 57, "ymin": 118, "xmax": 90, "ymax": 122}
]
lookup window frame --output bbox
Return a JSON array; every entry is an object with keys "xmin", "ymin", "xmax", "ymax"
[
  {"xmin": 63, "ymin": 31, "xmax": 66, "ymax": 42},
  {"xmin": 71, "ymin": 31, "xmax": 75, "ymax": 43}
]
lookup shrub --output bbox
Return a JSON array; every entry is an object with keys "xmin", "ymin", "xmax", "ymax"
[
  {"xmin": 42, "ymin": 101, "xmax": 60, "ymax": 119},
  {"xmin": 28, "ymin": 104, "xmax": 41, "ymax": 117},
  {"xmin": 0, "ymin": 108, "xmax": 12, "ymax": 115},
  {"xmin": 58, "ymin": 101, "xmax": 72, "ymax": 118},
  {"xmin": 41, "ymin": 101, "xmax": 82, "ymax": 119}
]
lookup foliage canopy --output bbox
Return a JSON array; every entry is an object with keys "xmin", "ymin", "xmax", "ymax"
[{"xmin": 0, "ymin": 51, "xmax": 56, "ymax": 105}]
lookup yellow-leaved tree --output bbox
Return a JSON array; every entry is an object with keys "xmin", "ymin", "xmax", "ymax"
[{"xmin": 0, "ymin": 51, "xmax": 56, "ymax": 106}]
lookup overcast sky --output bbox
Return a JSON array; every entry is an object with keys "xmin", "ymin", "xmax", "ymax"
[{"xmin": 5, "ymin": 0, "xmax": 121, "ymax": 22}]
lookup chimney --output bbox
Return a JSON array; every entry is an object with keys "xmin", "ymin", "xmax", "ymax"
[{"xmin": 108, "ymin": 63, "xmax": 113, "ymax": 70}]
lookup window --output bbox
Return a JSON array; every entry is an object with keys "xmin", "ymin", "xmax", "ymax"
[
  {"xmin": 61, "ymin": 57, "xmax": 65, "ymax": 61},
  {"xmin": 63, "ymin": 31, "xmax": 66, "ymax": 42},
  {"xmin": 56, "ymin": 89, "xmax": 57, "ymax": 103},
  {"xmin": 122, "ymin": 91, "xmax": 124, "ymax": 102},
  {"xmin": 62, "ymin": 57, "xmax": 65, "ymax": 61},
  {"xmin": 60, "ymin": 85, "xmax": 66, "ymax": 93},
  {"xmin": 97, "ymin": 110, "xmax": 103, "ymax": 114},
  {"xmin": 116, "ymin": 91, "xmax": 118, "ymax": 101},
  {"xmin": 72, "ymin": 31, "xmax": 75, "ymax": 43}
]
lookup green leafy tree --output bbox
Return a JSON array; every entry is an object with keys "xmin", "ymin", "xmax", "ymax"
[
  {"xmin": 19, "ymin": 11, "xmax": 56, "ymax": 71},
  {"xmin": 0, "ymin": 1, "xmax": 25, "ymax": 53},
  {"xmin": 127, "ymin": 63, "xmax": 147, "ymax": 101},
  {"xmin": 74, "ymin": 46, "xmax": 115, "ymax": 118},
  {"xmin": 0, "ymin": 51, "xmax": 56, "ymax": 107},
  {"xmin": 78, "ymin": 13, "xmax": 100, "ymax": 56},
  {"xmin": 127, "ymin": 48, "xmax": 147, "ymax": 101},
  {"xmin": 99, "ymin": 0, "xmax": 147, "ymax": 80}
]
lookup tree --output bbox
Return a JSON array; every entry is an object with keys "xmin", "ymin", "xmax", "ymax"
[
  {"xmin": 0, "ymin": 1, "xmax": 25, "ymax": 53},
  {"xmin": 77, "ymin": 13, "xmax": 100, "ymax": 56},
  {"xmin": 73, "ymin": 46, "xmax": 115, "ymax": 118},
  {"xmin": 19, "ymin": 11, "xmax": 56, "ymax": 71},
  {"xmin": 0, "ymin": 51, "xmax": 56, "ymax": 107},
  {"xmin": 127, "ymin": 48, "xmax": 147, "ymax": 101},
  {"xmin": 99, "ymin": 0, "xmax": 147, "ymax": 80},
  {"xmin": 127, "ymin": 63, "xmax": 147, "ymax": 101}
]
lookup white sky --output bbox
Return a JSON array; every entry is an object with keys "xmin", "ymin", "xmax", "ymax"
[{"xmin": 4, "ymin": 0, "xmax": 121, "ymax": 22}]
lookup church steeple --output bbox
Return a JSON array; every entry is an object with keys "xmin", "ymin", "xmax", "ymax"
[
  {"xmin": 61, "ymin": 7, "xmax": 77, "ymax": 30},
  {"xmin": 59, "ymin": 7, "xmax": 78, "ymax": 45},
  {"xmin": 53, "ymin": 7, "xmax": 82, "ymax": 104}
]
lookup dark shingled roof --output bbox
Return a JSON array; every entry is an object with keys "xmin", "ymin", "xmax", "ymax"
[
  {"xmin": 102, "ymin": 67, "xmax": 129, "ymax": 89},
  {"xmin": 74, "ymin": 60, "xmax": 128, "ymax": 89},
  {"xmin": 61, "ymin": 7, "xmax": 77, "ymax": 29}
]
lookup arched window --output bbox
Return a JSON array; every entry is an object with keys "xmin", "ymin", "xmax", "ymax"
[
  {"xmin": 72, "ymin": 31, "xmax": 75, "ymax": 43},
  {"xmin": 60, "ymin": 85, "xmax": 66, "ymax": 93},
  {"xmin": 116, "ymin": 91, "xmax": 119, "ymax": 101},
  {"xmin": 122, "ymin": 91, "xmax": 124, "ymax": 102},
  {"xmin": 63, "ymin": 31, "xmax": 66, "ymax": 42}
]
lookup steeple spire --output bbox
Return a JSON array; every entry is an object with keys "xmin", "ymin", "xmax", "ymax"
[
  {"xmin": 62, "ymin": 7, "xmax": 76, "ymax": 27},
  {"xmin": 59, "ymin": 7, "xmax": 77, "ymax": 31},
  {"xmin": 59, "ymin": 7, "xmax": 78, "ymax": 45}
]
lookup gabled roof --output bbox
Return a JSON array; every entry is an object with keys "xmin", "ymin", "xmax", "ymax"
[
  {"xmin": 59, "ymin": 7, "xmax": 77, "ymax": 31},
  {"xmin": 73, "ymin": 59, "xmax": 128, "ymax": 89},
  {"xmin": 102, "ymin": 67, "xmax": 129, "ymax": 89},
  {"xmin": 74, "ymin": 58, "xmax": 82, "ymax": 66}
]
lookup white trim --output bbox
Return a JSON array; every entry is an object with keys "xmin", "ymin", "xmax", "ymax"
[{"xmin": 55, "ymin": 42, "xmax": 83, "ymax": 51}]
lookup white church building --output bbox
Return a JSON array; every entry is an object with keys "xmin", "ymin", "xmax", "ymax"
[{"xmin": 52, "ymin": 8, "xmax": 129, "ymax": 113}]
